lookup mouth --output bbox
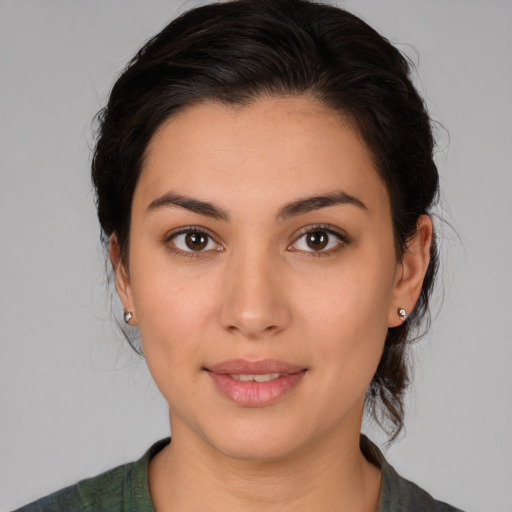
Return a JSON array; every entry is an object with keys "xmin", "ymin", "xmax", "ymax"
[
  {"xmin": 205, "ymin": 359, "xmax": 307, "ymax": 407},
  {"xmin": 230, "ymin": 373, "xmax": 282, "ymax": 382}
]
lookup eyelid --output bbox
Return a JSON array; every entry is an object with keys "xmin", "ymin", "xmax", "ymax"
[
  {"xmin": 164, "ymin": 225, "xmax": 223, "ymax": 257},
  {"xmin": 288, "ymin": 224, "xmax": 350, "ymax": 255},
  {"xmin": 162, "ymin": 223, "xmax": 349, "ymax": 258},
  {"xmin": 164, "ymin": 225, "xmax": 217, "ymax": 241}
]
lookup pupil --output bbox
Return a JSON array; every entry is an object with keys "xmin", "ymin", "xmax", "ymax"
[
  {"xmin": 307, "ymin": 231, "xmax": 328, "ymax": 250},
  {"xmin": 185, "ymin": 232, "xmax": 208, "ymax": 250}
]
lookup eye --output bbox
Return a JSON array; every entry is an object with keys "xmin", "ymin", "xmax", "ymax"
[
  {"xmin": 167, "ymin": 228, "xmax": 222, "ymax": 254},
  {"xmin": 289, "ymin": 226, "xmax": 347, "ymax": 255}
]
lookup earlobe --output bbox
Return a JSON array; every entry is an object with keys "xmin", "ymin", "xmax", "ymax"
[
  {"xmin": 388, "ymin": 215, "xmax": 433, "ymax": 327},
  {"xmin": 109, "ymin": 235, "xmax": 136, "ymax": 324}
]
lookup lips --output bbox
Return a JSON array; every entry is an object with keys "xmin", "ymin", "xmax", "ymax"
[{"xmin": 206, "ymin": 359, "xmax": 306, "ymax": 407}]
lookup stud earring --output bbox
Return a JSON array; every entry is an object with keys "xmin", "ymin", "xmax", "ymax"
[
  {"xmin": 124, "ymin": 310, "xmax": 133, "ymax": 324},
  {"xmin": 397, "ymin": 308, "xmax": 407, "ymax": 322}
]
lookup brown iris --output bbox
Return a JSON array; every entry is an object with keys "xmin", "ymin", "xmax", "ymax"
[
  {"xmin": 185, "ymin": 232, "xmax": 208, "ymax": 251},
  {"xmin": 306, "ymin": 231, "xmax": 328, "ymax": 250}
]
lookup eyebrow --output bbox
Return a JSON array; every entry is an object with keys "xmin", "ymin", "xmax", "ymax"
[
  {"xmin": 275, "ymin": 191, "xmax": 367, "ymax": 222},
  {"xmin": 147, "ymin": 192, "xmax": 230, "ymax": 221},
  {"xmin": 146, "ymin": 190, "xmax": 367, "ymax": 222}
]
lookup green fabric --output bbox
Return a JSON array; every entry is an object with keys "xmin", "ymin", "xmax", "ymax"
[
  {"xmin": 15, "ymin": 437, "xmax": 464, "ymax": 512},
  {"xmin": 13, "ymin": 440, "xmax": 166, "ymax": 512},
  {"xmin": 360, "ymin": 436, "xmax": 464, "ymax": 512}
]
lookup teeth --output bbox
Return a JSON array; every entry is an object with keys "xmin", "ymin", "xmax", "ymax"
[{"xmin": 231, "ymin": 373, "xmax": 281, "ymax": 382}]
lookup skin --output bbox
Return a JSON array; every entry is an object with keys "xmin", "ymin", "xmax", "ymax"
[{"xmin": 111, "ymin": 96, "xmax": 432, "ymax": 511}]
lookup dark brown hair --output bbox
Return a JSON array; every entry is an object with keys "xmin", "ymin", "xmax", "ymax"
[{"xmin": 92, "ymin": 0, "xmax": 439, "ymax": 441}]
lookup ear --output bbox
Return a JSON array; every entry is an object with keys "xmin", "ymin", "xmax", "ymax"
[
  {"xmin": 109, "ymin": 234, "xmax": 137, "ymax": 325},
  {"xmin": 388, "ymin": 215, "xmax": 433, "ymax": 327}
]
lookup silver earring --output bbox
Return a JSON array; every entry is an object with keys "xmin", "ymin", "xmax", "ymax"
[
  {"xmin": 124, "ymin": 310, "xmax": 133, "ymax": 324},
  {"xmin": 398, "ymin": 308, "xmax": 407, "ymax": 322}
]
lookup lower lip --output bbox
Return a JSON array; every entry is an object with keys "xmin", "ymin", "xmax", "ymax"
[{"xmin": 207, "ymin": 371, "xmax": 306, "ymax": 407}]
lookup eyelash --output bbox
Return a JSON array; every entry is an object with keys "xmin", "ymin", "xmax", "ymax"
[
  {"xmin": 164, "ymin": 225, "xmax": 221, "ymax": 259},
  {"xmin": 164, "ymin": 224, "xmax": 349, "ymax": 259},
  {"xmin": 290, "ymin": 224, "xmax": 349, "ymax": 258}
]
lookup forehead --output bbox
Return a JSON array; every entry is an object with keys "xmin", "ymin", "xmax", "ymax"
[{"xmin": 137, "ymin": 96, "xmax": 390, "ymax": 217}]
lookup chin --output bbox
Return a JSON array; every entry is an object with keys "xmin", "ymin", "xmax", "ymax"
[
  {"xmin": 201, "ymin": 412, "xmax": 324, "ymax": 464},
  {"xmin": 214, "ymin": 435, "xmax": 301, "ymax": 463}
]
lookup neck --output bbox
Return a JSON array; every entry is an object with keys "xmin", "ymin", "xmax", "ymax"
[{"xmin": 149, "ymin": 418, "xmax": 381, "ymax": 512}]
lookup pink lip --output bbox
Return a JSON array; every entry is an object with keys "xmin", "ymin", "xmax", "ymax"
[{"xmin": 206, "ymin": 359, "xmax": 307, "ymax": 407}]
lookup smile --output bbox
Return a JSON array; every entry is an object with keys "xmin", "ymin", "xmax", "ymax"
[{"xmin": 230, "ymin": 373, "xmax": 282, "ymax": 382}]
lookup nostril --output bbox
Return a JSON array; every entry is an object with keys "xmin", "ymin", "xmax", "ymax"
[{"xmin": 226, "ymin": 322, "xmax": 281, "ymax": 339}]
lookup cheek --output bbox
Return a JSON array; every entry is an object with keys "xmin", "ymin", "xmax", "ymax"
[
  {"xmin": 133, "ymin": 275, "xmax": 217, "ymax": 348},
  {"xmin": 296, "ymin": 249, "xmax": 396, "ymax": 330},
  {"xmin": 127, "ymin": 245, "xmax": 221, "ymax": 380},
  {"xmin": 293, "ymin": 251, "xmax": 395, "ymax": 381},
  {"xmin": 299, "ymin": 292, "xmax": 389, "ymax": 421},
  {"xmin": 130, "ymin": 272, "xmax": 214, "ymax": 407},
  {"xmin": 129, "ymin": 233, "xmax": 218, "ymax": 323},
  {"xmin": 304, "ymin": 289, "xmax": 388, "ymax": 372}
]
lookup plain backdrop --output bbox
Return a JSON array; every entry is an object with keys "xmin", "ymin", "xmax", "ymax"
[{"xmin": 1, "ymin": 1, "xmax": 511, "ymax": 511}]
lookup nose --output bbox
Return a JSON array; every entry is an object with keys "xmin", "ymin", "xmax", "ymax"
[{"xmin": 218, "ymin": 248, "xmax": 292, "ymax": 339}]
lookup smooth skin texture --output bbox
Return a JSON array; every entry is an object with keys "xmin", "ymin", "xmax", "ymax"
[{"xmin": 111, "ymin": 96, "xmax": 432, "ymax": 512}]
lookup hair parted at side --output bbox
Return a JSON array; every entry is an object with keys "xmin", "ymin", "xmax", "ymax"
[{"xmin": 92, "ymin": 0, "xmax": 439, "ymax": 441}]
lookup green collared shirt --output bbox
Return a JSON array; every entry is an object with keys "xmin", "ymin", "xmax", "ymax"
[{"xmin": 15, "ymin": 437, "xmax": 464, "ymax": 511}]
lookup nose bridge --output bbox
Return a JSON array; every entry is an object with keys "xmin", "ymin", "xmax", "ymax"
[{"xmin": 219, "ymin": 241, "xmax": 290, "ymax": 338}]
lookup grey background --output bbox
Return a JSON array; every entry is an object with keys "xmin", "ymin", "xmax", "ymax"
[{"xmin": 1, "ymin": 1, "xmax": 511, "ymax": 510}]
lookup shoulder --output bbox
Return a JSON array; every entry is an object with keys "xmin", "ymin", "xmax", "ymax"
[
  {"xmin": 384, "ymin": 469, "xmax": 465, "ymax": 512},
  {"xmin": 13, "ymin": 463, "xmax": 127, "ymax": 512},
  {"xmin": 12, "ymin": 439, "xmax": 170, "ymax": 512},
  {"xmin": 361, "ymin": 435, "xmax": 466, "ymax": 512}
]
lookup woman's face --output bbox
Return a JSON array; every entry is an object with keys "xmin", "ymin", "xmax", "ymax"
[{"xmin": 116, "ymin": 96, "xmax": 414, "ymax": 461}]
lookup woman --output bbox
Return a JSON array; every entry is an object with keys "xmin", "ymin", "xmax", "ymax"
[{"xmin": 15, "ymin": 0, "xmax": 464, "ymax": 510}]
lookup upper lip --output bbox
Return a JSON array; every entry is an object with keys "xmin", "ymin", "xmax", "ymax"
[{"xmin": 207, "ymin": 359, "xmax": 306, "ymax": 375}]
